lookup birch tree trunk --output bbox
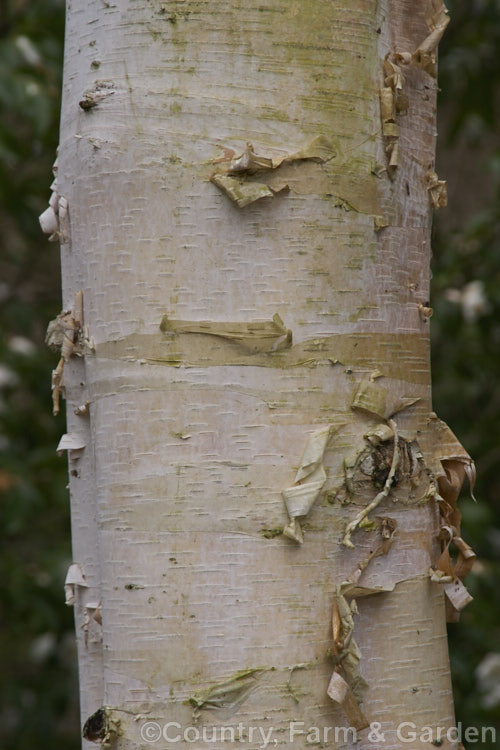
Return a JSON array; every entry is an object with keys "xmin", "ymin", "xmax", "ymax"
[{"xmin": 48, "ymin": 1, "xmax": 474, "ymax": 748}]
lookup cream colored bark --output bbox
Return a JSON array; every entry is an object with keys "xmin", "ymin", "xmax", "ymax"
[{"xmin": 50, "ymin": 1, "xmax": 474, "ymax": 748}]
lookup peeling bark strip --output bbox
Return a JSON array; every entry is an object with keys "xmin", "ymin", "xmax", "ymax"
[
  {"xmin": 380, "ymin": 57, "xmax": 407, "ymax": 175},
  {"xmin": 55, "ymin": 0, "xmax": 473, "ymax": 747},
  {"xmin": 97, "ymin": 331, "xmax": 432, "ymax": 382},
  {"xmin": 328, "ymin": 519, "xmax": 397, "ymax": 728},
  {"xmin": 423, "ymin": 415, "xmax": 477, "ymax": 620},
  {"xmin": 160, "ymin": 313, "xmax": 292, "ymax": 352}
]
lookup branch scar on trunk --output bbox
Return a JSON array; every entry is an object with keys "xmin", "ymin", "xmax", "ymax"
[{"xmin": 343, "ymin": 419, "xmax": 399, "ymax": 548}]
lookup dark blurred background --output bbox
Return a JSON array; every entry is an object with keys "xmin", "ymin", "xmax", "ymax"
[{"xmin": 0, "ymin": 1, "xmax": 499, "ymax": 747}]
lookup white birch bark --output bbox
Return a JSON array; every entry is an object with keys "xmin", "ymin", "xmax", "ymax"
[{"xmin": 52, "ymin": 1, "xmax": 471, "ymax": 748}]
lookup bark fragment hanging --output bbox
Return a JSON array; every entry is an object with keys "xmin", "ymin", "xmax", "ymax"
[
  {"xmin": 39, "ymin": 153, "xmax": 70, "ymax": 243},
  {"xmin": 418, "ymin": 302, "xmax": 434, "ymax": 320},
  {"xmin": 426, "ymin": 169, "xmax": 448, "ymax": 209},
  {"xmin": 351, "ymin": 377, "xmax": 420, "ymax": 420},
  {"xmin": 282, "ymin": 425, "xmax": 340, "ymax": 543},
  {"xmin": 381, "ymin": 0, "xmax": 450, "ymax": 184},
  {"xmin": 328, "ymin": 519, "xmax": 397, "ymax": 729},
  {"xmin": 74, "ymin": 401, "xmax": 91, "ymax": 416},
  {"xmin": 64, "ymin": 562, "xmax": 88, "ymax": 606},
  {"xmin": 393, "ymin": 1, "xmax": 450, "ymax": 79},
  {"xmin": 46, "ymin": 291, "xmax": 95, "ymax": 415},
  {"xmin": 57, "ymin": 433, "xmax": 86, "ymax": 459},
  {"xmin": 422, "ymin": 414, "xmax": 477, "ymax": 620},
  {"xmin": 379, "ymin": 56, "xmax": 408, "ymax": 176},
  {"xmin": 412, "ymin": 0, "xmax": 450, "ymax": 78},
  {"xmin": 210, "ymin": 135, "xmax": 336, "ymax": 207}
]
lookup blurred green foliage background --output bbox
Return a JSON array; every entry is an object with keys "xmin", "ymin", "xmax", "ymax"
[{"xmin": 0, "ymin": 1, "xmax": 499, "ymax": 747}]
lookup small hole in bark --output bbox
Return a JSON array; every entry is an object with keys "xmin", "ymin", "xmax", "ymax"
[
  {"xmin": 371, "ymin": 442, "xmax": 398, "ymax": 489},
  {"xmin": 82, "ymin": 708, "xmax": 106, "ymax": 742}
]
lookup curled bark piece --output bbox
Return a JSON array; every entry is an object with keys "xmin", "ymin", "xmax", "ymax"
[
  {"xmin": 64, "ymin": 562, "xmax": 88, "ymax": 606},
  {"xmin": 50, "ymin": 358, "xmax": 65, "ymax": 416},
  {"xmin": 227, "ymin": 142, "xmax": 274, "ymax": 173},
  {"xmin": 426, "ymin": 170, "xmax": 448, "ymax": 209},
  {"xmin": 412, "ymin": 1, "xmax": 450, "ymax": 78},
  {"xmin": 352, "ymin": 378, "xmax": 387, "ymax": 418},
  {"xmin": 442, "ymin": 578, "xmax": 473, "ymax": 615},
  {"xmin": 282, "ymin": 517, "xmax": 304, "ymax": 545},
  {"xmin": 282, "ymin": 425, "xmax": 338, "ymax": 543},
  {"xmin": 331, "ymin": 589, "xmax": 367, "ymax": 699},
  {"xmin": 92, "ymin": 601, "xmax": 103, "ymax": 625},
  {"xmin": 373, "ymin": 215, "xmax": 389, "ymax": 231},
  {"xmin": 364, "ymin": 423, "xmax": 394, "ymax": 446},
  {"xmin": 57, "ymin": 433, "xmax": 86, "ymax": 459},
  {"xmin": 210, "ymin": 135, "xmax": 336, "ymax": 207},
  {"xmin": 418, "ymin": 303, "xmax": 434, "ymax": 319},
  {"xmin": 75, "ymin": 401, "xmax": 90, "ymax": 416},
  {"xmin": 211, "ymin": 174, "xmax": 285, "ymax": 208},
  {"xmin": 383, "ymin": 58, "xmax": 405, "ymax": 95},
  {"xmin": 351, "ymin": 377, "xmax": 420, "ymax": 420},
  {"xmin": 380, "ymin": 87, "xmax": 397, "ymax": 136},
  {"xmin": 380, "ymin": 56, "xmax": 407, "ymax": 176},
  {"xmin": 45, "ymin": 290, "xmax": 95, "ymax": 416},
  {"xmin": 422, "ymin": 414, "xmax": 477, "ymax": 620},
  {"xmin": 327, "ymin": 663, "xmax": 369, "ymax": 731},
  {"xmin": 431, "ymin": 527, "xmax": 476, "ymax": 620},
  {"xmin": 39, "ymin": 205, "xmax": 59, "ymax": 235},
  {"xmin": 328, "ymin": 520, "xmax": 396, "ymax": 729},
  {"xmin": 39, "ymin": 151, "xmax": 70, "ymax": 243},
  {"xmin": 424, "ymin": 414, "xmax": 475, "ymax": 492},
  {"xmin": 160, "ymin": 313, "xmax": 292, "ymax": 353},
  {"xmin": 46, "ymin": 291, "xmax": 92, "ymax": 415}
]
